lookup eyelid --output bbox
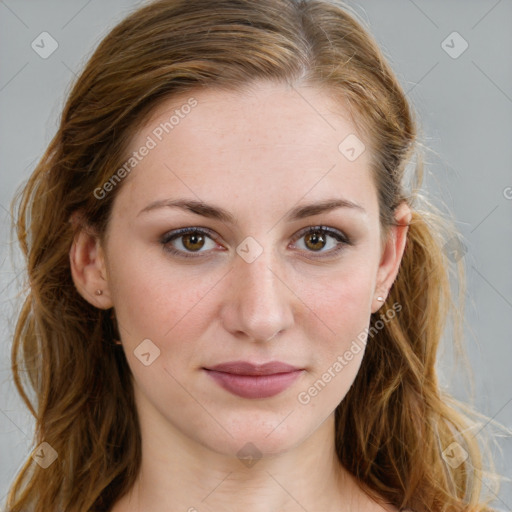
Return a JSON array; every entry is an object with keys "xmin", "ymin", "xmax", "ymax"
[
  {"xmin": 160, "ymin": 226, "xmax": 217, "ymax": 244},
  {"xmin": 290, "ymin": 225, "xmax": 350, "ymax": 245}
]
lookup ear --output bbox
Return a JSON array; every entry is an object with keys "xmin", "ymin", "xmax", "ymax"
[
  {"xmin": 371, "ymin": 202, "xmax": 412, "ymax": 313},
  {"xmin": 69, "ymin": 212, "xmax": 113, "ymax": 309}
]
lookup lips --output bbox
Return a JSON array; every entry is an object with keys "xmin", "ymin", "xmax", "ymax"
[{"xmin": 203, "ymin": 360, "xmax": 304, "ymax": 399}]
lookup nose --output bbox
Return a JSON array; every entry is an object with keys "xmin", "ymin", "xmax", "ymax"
[{"xmin": 220, "ymin": 247, "xmax": 295, "ymax": 343}]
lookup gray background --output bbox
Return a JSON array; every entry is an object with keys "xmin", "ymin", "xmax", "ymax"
[{"xmin": 1, "ymin": 0, "xmax": 511, "ymax": 509}]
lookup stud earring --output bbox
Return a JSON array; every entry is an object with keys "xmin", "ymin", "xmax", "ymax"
[
  {"xmin": 95, "ymin": 289, "xmax": 103, "ymax": 296},
  {"xmin": 377, "ymin": 296, "xmax": 385, "ymax": 302}
]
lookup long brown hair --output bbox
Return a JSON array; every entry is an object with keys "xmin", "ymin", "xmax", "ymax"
[{"xmin": 6, "ymin": 0, "xmax": 502, "ymax": 510}]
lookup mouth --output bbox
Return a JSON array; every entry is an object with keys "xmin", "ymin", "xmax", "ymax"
[{"xmin": 202, "ymin": 361, "xmax": 305, "ymax": 399}]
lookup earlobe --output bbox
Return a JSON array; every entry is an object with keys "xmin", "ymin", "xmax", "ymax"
[
  {"xmin": 372, "ymin": 202, "xmax": 411, "ymax": 312},
  {"xmin": 69, "ymin": 224, "xmax": 113, "ymax": 309}
]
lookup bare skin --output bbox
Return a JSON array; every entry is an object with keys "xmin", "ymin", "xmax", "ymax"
[{"xmin": 70, "ymin": 81, "xmax": 411, "ymax": 512}]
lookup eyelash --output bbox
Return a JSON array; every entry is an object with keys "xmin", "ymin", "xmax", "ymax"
[{"xmin": 160, "ymin": 225, "xmax": 352, "ymax": 260}]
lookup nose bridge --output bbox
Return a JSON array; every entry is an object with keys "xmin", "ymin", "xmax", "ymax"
[{"xmin": 225, "ymin": 243, "xmax": 294, "ymax": 341}]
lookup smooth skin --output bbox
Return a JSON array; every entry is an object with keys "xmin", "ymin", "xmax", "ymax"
[{"xmin": 70, "ymin": 81, "xmax": 411, "ymax": 512}]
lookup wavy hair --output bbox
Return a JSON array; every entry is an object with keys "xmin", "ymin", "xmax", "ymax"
[{"xmin": 6, "ymin": 0, "xmax": 502, "ymax": 510}]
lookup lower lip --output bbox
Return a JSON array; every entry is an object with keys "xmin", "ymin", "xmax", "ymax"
[{"xmin": 204, "ymin": 369, "xmax": 304, "ymax": 399}]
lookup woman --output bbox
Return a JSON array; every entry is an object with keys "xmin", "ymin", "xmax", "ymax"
[{"xmin": 5, "ymin": 0, "xmax": 502, "ymax": 511}]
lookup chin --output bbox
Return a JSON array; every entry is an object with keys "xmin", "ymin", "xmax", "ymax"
[{"xmin": 197, "ymin": 413, "xmax": 312, "ymax": 460}]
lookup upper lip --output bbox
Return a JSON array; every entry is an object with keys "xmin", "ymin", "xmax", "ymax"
[{"xmin": 204, "ymin": 361, "xmax": 302, "ymax": 375}]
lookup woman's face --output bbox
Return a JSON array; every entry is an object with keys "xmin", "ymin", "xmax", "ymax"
[{"xmin": 94, "ymin": 81, "xmax": 408, "ymax": 458}]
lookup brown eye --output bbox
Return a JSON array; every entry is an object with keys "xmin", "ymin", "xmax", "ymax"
[
  {"xmin": 182, "ymin": 232, "xmax": 205, "ymax": 251},
  {"xmin": 292, "ymin": 225, "xmax": 350, "ymax": 259},
  {"xmin": 161, "ymin": 227, "xmax": 219, "ymax": 258},
  {"xmin": 304, "ymin": 231, "xmax": 326, "ymax": 251}
]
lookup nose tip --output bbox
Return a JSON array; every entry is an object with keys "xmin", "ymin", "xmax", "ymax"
[{"xmin": 221, "ymin": 253, "xmax": 294, "ymax": 342}]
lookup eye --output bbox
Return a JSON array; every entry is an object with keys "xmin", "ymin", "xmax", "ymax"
[
  {"xmin": 290, "ymin": 225, "xmax": 350, "ymax": 258},
  {"xmin": 160, "ymin": 227, "xmax": 220, "ymax": 258},
  {"xmin": 160, "ymin": 225, "xmax": 351, "ymax": 260}
]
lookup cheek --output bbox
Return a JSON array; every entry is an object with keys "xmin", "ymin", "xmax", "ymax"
[
  {"xmin": 293, "ymin": 262, "xmax": 374, "ymax": 407},
  {"xmin": 295, "ymin": 256, "xmax": 374, "ymax": 341},
  {"xmin": 106, "ymin": 239, "xmax": 217, "ymax": 348}
]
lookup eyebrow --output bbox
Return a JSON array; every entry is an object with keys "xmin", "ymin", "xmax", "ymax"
[{"xmin": 137, "ymin": 197, "xmax": 366, "ymax": 223}]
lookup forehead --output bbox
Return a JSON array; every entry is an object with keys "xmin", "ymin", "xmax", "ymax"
[{"xmin": 115, "ymin": 81, "xmax": 377, "ymax": 220}]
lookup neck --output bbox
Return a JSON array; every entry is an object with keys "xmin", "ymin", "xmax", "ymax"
[{"xmin": 113, "ymin": 397, "xmax": 373, "ymax": 512}]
